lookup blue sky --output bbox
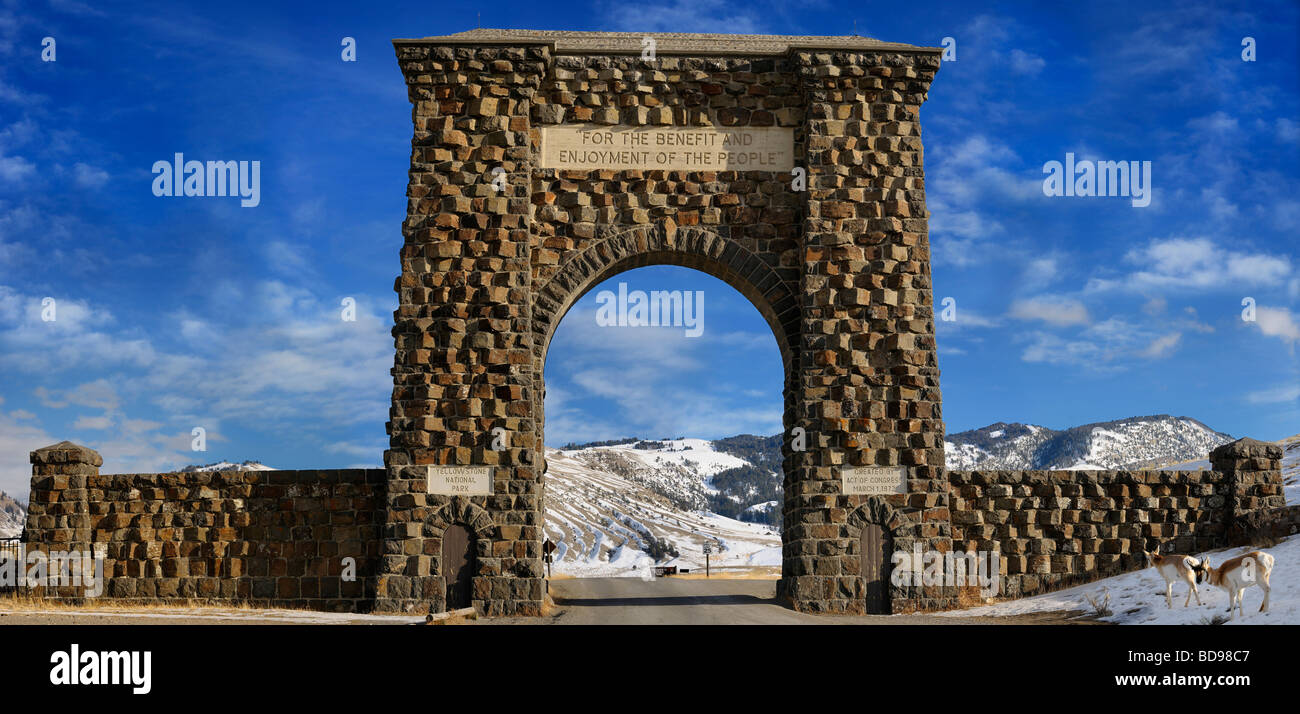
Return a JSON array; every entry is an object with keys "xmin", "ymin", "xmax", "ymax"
[{"xmin": 1, "ymin": 0, "xmax": 1297, "ymax": 495}]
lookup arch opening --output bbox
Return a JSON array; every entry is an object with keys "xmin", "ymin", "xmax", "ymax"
[{"xmin": 536, "ymin": 254, "xmax": 792, "ymax": 583}]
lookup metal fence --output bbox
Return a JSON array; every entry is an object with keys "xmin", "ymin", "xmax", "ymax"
[{"xmin": 0, "ymin": 537, "xmax": 19, "ymax": 593}]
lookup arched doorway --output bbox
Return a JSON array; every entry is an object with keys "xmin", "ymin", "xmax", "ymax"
[
  {"xmin": 861, "ymin": 523, "xmax": 892, "ymax": 614},
  {"xmin": 442, "ymin": 524, "xmax": 476, "ymax": 610}
]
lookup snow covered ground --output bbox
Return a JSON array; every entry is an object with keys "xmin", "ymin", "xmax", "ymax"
[{"xmin": 937, "ymin": 534, "xmax": 1299, "ymax": 625}]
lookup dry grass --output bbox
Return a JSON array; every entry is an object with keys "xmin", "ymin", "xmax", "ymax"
[
  {"xmin": 955, "ymin": 584, "xmax": 990, "ymax": 609},
  {"xmin": 0, "ymin": 591, "xmax": 315, "ymax": 615},
  {"xmin": 1083, "ymin": 588, "xmax": 1113, "ymax": 618}
]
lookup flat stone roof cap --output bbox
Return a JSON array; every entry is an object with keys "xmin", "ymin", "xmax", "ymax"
[{"xmin": 393, "ymin": 28, "xmax": 941, "ymax": 55}]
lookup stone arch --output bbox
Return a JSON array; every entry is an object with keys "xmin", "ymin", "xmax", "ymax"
[
  {"xmin": 845, "ymin": 497, "xmax": 908, "ymax": 536},
  {"xmin": 425, "ymin": 498, "xmax": 496, "ymax": 541},
  {"xmin": 531, "ymin": 221, "xmax": 801, "ymax": 374},
  {"xmin": 530, "ymin": 222, "xmax": 804, "ymax": 606},
  {"xmin": 382, "ymin": 32, "xmax": 950, "ymax": 616}
]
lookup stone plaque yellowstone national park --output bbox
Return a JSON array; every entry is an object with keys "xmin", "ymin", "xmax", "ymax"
[
  {"xmin": 426, "ymin": 466, "xmax": 494, "ymax": 495},
  {"xmin": 540, "ymin": 125, "xmax": 795, "ymax": 171}
]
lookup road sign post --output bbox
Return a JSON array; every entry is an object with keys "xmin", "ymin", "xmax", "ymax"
[{"xmin": 543, "ymin": 539, "xmax": 556, "ymax": 579}]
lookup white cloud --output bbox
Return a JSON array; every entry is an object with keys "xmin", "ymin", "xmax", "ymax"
[
  {"xmin": 73, "ymin": 415, "xmax": 113, "ymax": 430},
  {"xmin": 1009, "ymin": 295, "xmax": 1090, "ymax": 326},
  {"xmin": 928, "ymin": 134, "xmax": 1041, "ymax": 266},
  {"xmin": 72, "ymin": 162, "xmax": 109, "ymax": 189},
  {"xmin": 1018, "ymin": 316, "xmax": 1181, "ymax": 369},
  {"xmin": 1008, "ymin": 49, "xmax": 1045, "ymax": 75},
  {"xmin": 1087, "ymin": 237, "xmax": 1291, "ymax": 292},
  {"xmin": 263, "ymin": 240, "xmax": 313, "ymax": 276},
  {"xmin": 0, "ymin": 407, "xmax": 54, "ymax": 497},
  {"xmin": 0, "ymin": 281, "xmax": 395, "ymax": 473},
  {"xmin": 1242, "ymin": 382, "xmax": 1294, "ymax": 403},
  {"xmin": 1021, "ymin": 257, "xmax": 1058, "ymax": 289},
  {"xmin": 599, "ymin": 0, "xmax": 767, "ymax": 33},
  {"xmin": 0, "ymin": 154, "xmax": 35, "ymax": 181},
  {"xmin": 1138, "ymin": 332, "xmax": 1181, "ymax": 359},
  {"xmin": 324, "ymin": 440, "xmax": 386, "ymax": 458},
  {"xmin": 1252, "ymin": 306, "xmax": 1300, "ymax": 343},
  {"xmin": 935, "ymin": 304, "xmax": 999, "ymax": 330},
  {"xmin": 1246, "ymin": 383, "xmax": 1300, "ymax": 405},
  {"xmin": 932, "ymin": 135, "xmax": 1041, "ymax": 205},
  {"xmin": 0, "ymin": 287, "xmax": 157, "ymax": 372},
  {"xmin": 1278, "ymin": 118, "xmax": 1300, "ymax": 144}
]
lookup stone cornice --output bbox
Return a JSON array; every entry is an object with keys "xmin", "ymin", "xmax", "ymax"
[{"xmin": 392, "ymin": 28, "xmax": 942, "ymax": 56}]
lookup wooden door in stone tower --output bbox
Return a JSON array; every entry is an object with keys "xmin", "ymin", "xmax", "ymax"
[
  {"xmin": 442, "ymin": 525, "xmax": 475, "ymax": 610},
  {"xmin": 861, "ymin": 524, "xmax": 892, "ymax": 614}
]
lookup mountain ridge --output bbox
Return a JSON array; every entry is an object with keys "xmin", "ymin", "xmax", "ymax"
[{"xmin": 943, "ymin": 414, "xmax": 1233, "ymax": 470}]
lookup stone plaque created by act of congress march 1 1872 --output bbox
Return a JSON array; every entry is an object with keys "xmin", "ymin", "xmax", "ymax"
[
  {"xmin": 841, "ymin": 466, "xmax": 907, "ymax": 495},
  {"xmin": 540, "ymin": 125, "xmax": 795, "ymax": 172},
  {"xmin": 426, "ymin": 466, "xmax": 494, "ymax": 496}
]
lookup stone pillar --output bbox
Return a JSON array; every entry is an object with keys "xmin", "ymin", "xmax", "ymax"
[
  {"xmin": 1209, "ymin": 437, "xmax": 1286, "ymax": 544},
  {"xmin": 26, "ymin": 441, "xmax": 100, "ymax": 548},
  {"xmin": 379, "ymin": 40, "xmax": 549, "ymax": 615},
  {"xmin": 785, "ymin": 49, "xmax": 948, "ymax": 613}
]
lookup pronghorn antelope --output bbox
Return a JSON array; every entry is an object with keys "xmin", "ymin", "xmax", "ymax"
[
  {"xmin": 1143, "ymin": 550, "xmax": 1203, "ymax": 609},
  {"xmin": 1197, "ymin": 550, "xmax": 1274, "ymax": 618}
]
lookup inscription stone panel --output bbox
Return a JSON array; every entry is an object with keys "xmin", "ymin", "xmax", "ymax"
[
  {"xmin": 540, "ymin": 126, "xmax": 794, "ymax": 171},
  {"xmin": 842, "ymin": 466, "xmax": 908, "ymax": 495},
  {"xmin": 426, "ymin": 466, "xmax": 494, "ymax": 496}
]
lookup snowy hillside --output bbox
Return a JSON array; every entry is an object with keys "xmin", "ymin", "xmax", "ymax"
[
  {"xmin": 561, "ymin": 438, "xmax": 745, "ymax": 511},
  {"xmin": 560, "ymin": 436, "xmax": 783, "ymax": 527},
  {"xmin": 0, "ymin": 491, "xmax": 24, "ymax": 538},
  {"xmin": 1283, "ymin": 435, "xmax": 1299, "ymax": 504},
  {"xmin": 543, "ymin": 448, "xmax": 780, "ymax": 577},
  {"xmin": 944, "ymin": 415, "xmax": 1232, "ymax": 470},
  {"xmin": 179, "ymin": 460, "xmax": 275, "ymax": 472}
]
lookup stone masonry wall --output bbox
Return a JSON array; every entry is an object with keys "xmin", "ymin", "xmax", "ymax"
[
  {"xmin": 23, "ymin": 442, "xmax": 384, "ymax": 610},
  {"xmin": 19, "ymin": 438, "xmax": 1285, "ymax": 613},
  {"xmin": 948, "ymin": 438, "xmax": 1287, "ymax": 601}
]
